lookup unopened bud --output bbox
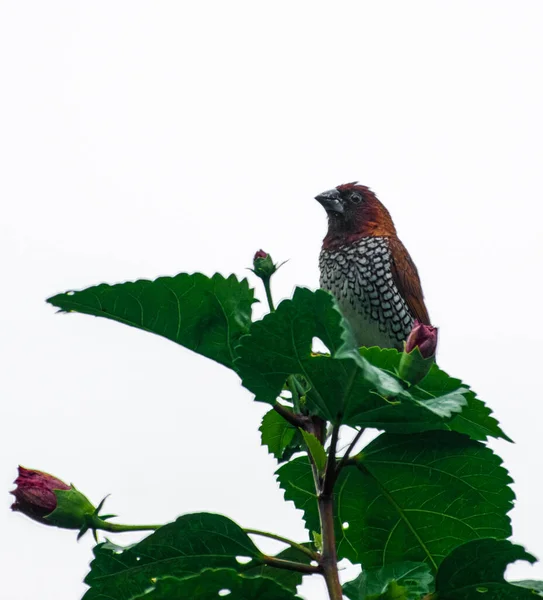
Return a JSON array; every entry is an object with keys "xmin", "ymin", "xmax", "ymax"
[
  {"xmin": 252, "ymin": 250, "xmax": 277, "ymax": 280},
  {"xmin": 11, "ymin": 466, "xmax": 96, "ymax": 530},
  {"xmin": 398, "ymin": 321, "xmax": 438, "ymax": 385},
  {"xmin": 405, "ymin": 320, "xmax": 438, "ymax": 358}
]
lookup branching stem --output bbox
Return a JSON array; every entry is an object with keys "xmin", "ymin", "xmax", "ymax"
[
  {"xmin": 245, "ymin": 529, "xmax": 319, "ymax": 560},
  {"xmin": 273, "ymin": 402, "xmax": 307, "ymax": 429},
  {"xmin": 336, "ymin": 427, "xmax": 365, "ymax": 475},
  {"xmin": 260, "ymin": 555, "xmax": 320, "ymax": 574}
]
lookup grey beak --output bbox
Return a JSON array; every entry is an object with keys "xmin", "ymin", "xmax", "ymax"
[{"xmin": 315, "ymin": 189, "xmax": 344, "ymax": 214}]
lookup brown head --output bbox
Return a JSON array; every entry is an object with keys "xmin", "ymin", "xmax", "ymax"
[{"xmin": 315, "ymin": 182, "xmax": 396, "ymax": 249}]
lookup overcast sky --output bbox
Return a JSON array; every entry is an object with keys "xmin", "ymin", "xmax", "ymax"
[{"xmin": 1, "ymin": 2, "xmax": 543, "ymax": 599}]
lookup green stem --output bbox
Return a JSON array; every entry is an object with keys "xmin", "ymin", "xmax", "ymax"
[
  {"xmin": 260, "ymin": 555, "xmax": 320, "ymax": 574},
  {"xmin": 245, "ymin": 529, "xmax": 319, "ymax": 560},
  {"xmin": 262, "ymin": 276, "xmax": 275, "ymax": 312},
  {"xmin": 94, "ymin": 519, "xmax": 160, "ymax": 533}
]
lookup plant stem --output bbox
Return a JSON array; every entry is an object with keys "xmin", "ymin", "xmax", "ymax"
[
  {"xmin": 93, "ymin": 519, "xmax": 160, "ymax": 533},
  {"xmin": 336, "ymin": 427, "xmax": 365, "ymax": 475},
  {"xmin": 311, "ymin": 423, "xmax": 343, "ymax": 600},
  {"xmin": 262, "ymin": 276, "xmax": 275, "ymax": 312},
  {"xmin": 273, "ymin": 402, "xmax": 307, "ymax": 429},
  {"xmin": 323, "ymin": 424, "xmax": 340, "ymax": 496},
  {"xmin": 260, "ymin": 555, "xmax": 320, "ymax": 574},
  {"xmin": 245, "ymin": 529, "xmax": 318, "ymax": 560},
  {"xmin": 319, "ymin": 494, "xmax": 343, "ymax": 599}
]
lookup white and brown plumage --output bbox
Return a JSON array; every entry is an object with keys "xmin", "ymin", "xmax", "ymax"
[{"xmin": 316, "ymin": 182, "xmax": 430, "ymax": 349}]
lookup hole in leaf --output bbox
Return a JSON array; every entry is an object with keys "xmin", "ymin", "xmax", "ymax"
[
  {"xmin": 342, "ymin": 522, "xmax": 349, "ymax": 530},
  {"xmin": 310, "ymin": 560, "xmax": 318, "ymax": 567},
  {"xmin": 476, "ymin": 587, "xmax": 488, "ymax": 593},
  {"xmin": 67, "ymin": 291, "xmax": 75, "ymax": 296},
  {"xmin": 311, "ymin": 337, "xmax": 330, "ymax": 355},
  {"xmin": 135, "ymin": 557, "xmax": 141, "ymax": 561},
  {"xmin": 218, "ymin": 590, "xmax": 231, "ymax": 597},
  {"xmin": 235, "ymin": 556, "xmax": 252, "ymax": 565}
]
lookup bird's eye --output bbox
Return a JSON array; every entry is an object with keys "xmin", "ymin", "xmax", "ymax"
[{"xmin": 350, "ymin": 193, "xmax": 362, "ymax": 204}]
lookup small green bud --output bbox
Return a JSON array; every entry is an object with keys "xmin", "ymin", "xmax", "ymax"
[{"xmin": 252, "ymin": 250, "xmax": 277, "ymax": 279}]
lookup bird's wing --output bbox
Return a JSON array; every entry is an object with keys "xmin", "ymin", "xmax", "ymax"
[{"xmin": 388, "ymin": 237, "xmax": 431, "ymax": 325}]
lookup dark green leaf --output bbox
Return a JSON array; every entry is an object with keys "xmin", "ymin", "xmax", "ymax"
[
  {"xmin": 360, "ymin": 348, "xmax": 510, "ymax": 441},
  {"xmin": 435, "ymin": 539, "xmax": 537, "ymax": 599},
  {"xmin": 276, "ymin": 431, "xmax": 513, "ymax": 569},
  {"xmin": 47, "ymin": 273, "xmax": 255, "ymax": 369},
  {"xmin": 235, "ymin": 288, "xmax": 412, "ymax": 422},
  {"xmin": 300, "ymin": 430, "xmax": 327, "ymax": 473},
  {"xmin": 260, "ymin": 408, "xmax": 303, "ymax": 462},
  {"xmin": 343, "ymin": 562, "xmax": 433, "ymax": 600},
  {"xmin": 131, "ymin": 568, "xmax": 301, "ymax": 599},
  {"xmin": 83, "ymin": 513, "xmax": 261, "ymax": 600}
]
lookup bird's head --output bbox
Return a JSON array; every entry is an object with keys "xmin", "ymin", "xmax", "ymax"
[{"xmin": 315, "ymin": 182, "xmax": 396, "ymax": 248}]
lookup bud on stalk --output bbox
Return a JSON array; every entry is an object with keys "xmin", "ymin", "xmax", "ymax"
[
  {"xmin": 11, "ymin": 466, "xmax": 97, "ymax": 530},
  {"xmin": 252, "ymin": 250, "xmax": 277, "ymax": 280},
  {"xmin": 398, "ymin": 320, "xmax": 438, "ymax": 385},
  {"xmin": 251, "ymin": 250, "xmax": 285, "ymax": 312}
]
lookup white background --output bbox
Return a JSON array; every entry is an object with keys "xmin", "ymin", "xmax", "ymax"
[{"xmin": 1, "ymin": 2, "xmax": 542, "ymax": 599}]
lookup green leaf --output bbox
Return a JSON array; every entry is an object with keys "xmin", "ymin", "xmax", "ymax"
[
  {"xmin": 260, "ymin": 408, "xmax": 303, "ymax": 462},
  {"xmin": 300, "ymin": 430, "xmax": 327, "ymax": 473},
  {"xmin": 235, "ymin": 288, "xmax": 410, "ymax": 422},
  {"xmin": 360, "ymin": 348, "xmax": 510, "ymax": 441},
  {"xmin": 434, "ymin": 539, "xmax": 537, "ymax": 599},
  {"xmin": 47, "ymin": 273, "xmax": 255, "ymax": 369},
  {"xmin": 83, "ymin": 513, "xmax": 261, "ymax": 600},
  {"xmin": 131, "ymin": 568, "xmax": 301, "ymax": 599},
  {"xmin": 343, "ymin": 562, "xmax": 433, "ymax": 600},
  {"xmin": 276, "ymin": 431, "xmax": 513, "ymax": 570},
  {"xmin": 513, "ymin": 581, "xmax": 543, "ymax": 596}
]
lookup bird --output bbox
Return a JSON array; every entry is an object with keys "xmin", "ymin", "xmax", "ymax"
[{"xmin": 316, "ymin": 182, "xmax": 430, "ymax": 350}]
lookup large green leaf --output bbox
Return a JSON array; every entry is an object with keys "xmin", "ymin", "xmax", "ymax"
[
  {"xmin": 276, "ymin": 431, "xmax": 513, "ymax": 570},
  {"xmin": 360, "ymin": 348, "xmax": 510, "ymax": 441},
  {"xmin": 47, "ymin": 273, "xmax": 255, "ymax": 369},
  {"xmin": 343, "ymin": 562, "xmax": 433, "ymax": 600},
  {"xmin": 236, "ymin": 288, "xmax": 465, "ymax": 427},
  {"xmin": 83, "ymin": 513, "xmax": 261, "ymax": 600},
  {"xmin": 434, "ymin": 539, "xmax": 538, "ymax": 599},
  {"xmin": 131, "ymin": 568, "xmax": 301, "ymax": 600}
]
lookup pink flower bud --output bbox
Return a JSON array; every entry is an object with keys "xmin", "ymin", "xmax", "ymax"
[
  {"xmin": 10, "ymin": 466, "xmax": 70, "ymax": 525},
  {"xmin": 405, "ymin": 320, "xmax": 438, "ymax": 358},
  {"xmin": 253, "ymin": 249, "xmax": 269, "ymax": 261},
  {"xmin": 11, "ymin": 466, "xmax": 96, "ymax": 530}
]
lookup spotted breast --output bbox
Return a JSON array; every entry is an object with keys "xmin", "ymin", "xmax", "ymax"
[{"xmin": 319, "ymin": 237, "xmax": 415, "ymax": 349}]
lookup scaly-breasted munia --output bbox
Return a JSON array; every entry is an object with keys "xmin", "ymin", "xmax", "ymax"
[{"xmin": 316, "ymin": 182, "xmax": 430, "ymax": 350}]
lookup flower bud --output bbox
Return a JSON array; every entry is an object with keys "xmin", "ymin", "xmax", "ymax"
[
  {"xmin": 252, "ymin": 250, "xmax": 277, "ymax": 280},
  {"xmin": 398, "ymin": 321, "xmax": 438, "ymax": 385},
  {"xmin": 404, "ymin": 320, "xmax": 438, "ymax": 358},
  {"xmin": 11, "ymin": 466, "xmax": 96, "ymax": 530}
]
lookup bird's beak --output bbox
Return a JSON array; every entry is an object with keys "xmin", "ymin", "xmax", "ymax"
[{"xmin": 315, "ymin": 189, "xmax": 344, "ymax": 214}]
